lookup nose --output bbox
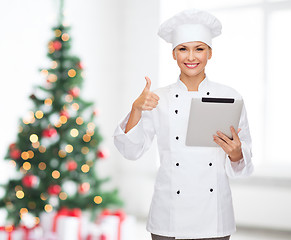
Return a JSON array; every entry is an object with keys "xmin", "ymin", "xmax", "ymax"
[{"xmin": 188, "ymin": 50, "xmax": 196, "ymax": 61}]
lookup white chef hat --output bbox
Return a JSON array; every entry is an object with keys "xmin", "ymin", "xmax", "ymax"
[{"xmin": 158, "ymin": 9, "xmax": 222, "ymax": 49}]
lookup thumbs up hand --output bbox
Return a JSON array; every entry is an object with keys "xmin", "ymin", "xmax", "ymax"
[
  {"xmin": 124, "ymin": 76, "xmax": 159, "ymax": 133},
  {"xmin": 132, "ymin": 76, "xmax": 160, "ymax": 112}
]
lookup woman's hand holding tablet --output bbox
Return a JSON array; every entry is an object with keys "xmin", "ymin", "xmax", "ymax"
[{"xmin": 213, "ymin": 127, "xmax": 243, "ymax": 162}]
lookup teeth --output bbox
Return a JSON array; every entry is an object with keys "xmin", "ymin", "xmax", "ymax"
[{"xmin": 186, "ymin": 64, "xmax": 198, "ymax": 67}]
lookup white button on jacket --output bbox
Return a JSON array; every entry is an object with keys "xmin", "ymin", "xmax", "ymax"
[{"xmin": 114, "ymin": 77, "xmax": 254, "ymax": 239}]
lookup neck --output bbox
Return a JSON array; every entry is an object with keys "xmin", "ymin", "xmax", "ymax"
[{"xmin": 180, "ymin": 71, "xmax": 206, "ymax": 91}]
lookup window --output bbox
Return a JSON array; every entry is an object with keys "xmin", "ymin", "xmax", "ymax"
[{"xmin": 159, "ymin": 0, "xmax": 291, "ymax": 174}]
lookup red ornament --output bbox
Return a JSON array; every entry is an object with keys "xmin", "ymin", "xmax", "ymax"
[
  {"xmin": 68, "ymin": 87, "xmax": 80, "ymax": 98},
  {"xmin": 9, "ymin": 148, "xmax": 21, "ymax": 159},
  {"xmin": 77, "ymin": 62, "xmax": 83, "ymax": 69},
  {"xmin": 9, "ymin": 143, "xmax": 21, "ymax": 159},
  {"xmin": 9, "ymin": 143, "xmax": 17, "ymax": 149},
  {"xmin": 53, "ymin": 41, "xmax": 62, "ymax": 51},
  {"xmin": 43, "ymin": 128, "xmax": 58, "ymax": 138},
  {"xmin": 78, "ymin": 182, "xmax": 90, "ymax": 194},
  {"xmin": 100, "ymin": 234, "xmax": 108, "ymax": 240},
  {"xmin": 66, "ymin": 160, "xmax": 77, "ymax": 171},
  {"xmin": 97, "ymin": 149, "xmax": 109, "ymax": 159},
  {"xmin": 47, "ymin": 184, "xmax": 61, "ymax": 195},
  {"xmin": 22, "ymin": 174, "xmax": 38, "ymax": 188},
  {"xmin": 60, "ymin": 110, "xmax": 70, "ymax": 119}
]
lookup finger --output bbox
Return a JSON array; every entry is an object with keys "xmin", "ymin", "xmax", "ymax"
[
  {"xmin": 213, "ymin": 135, "xmax": 231, "ymax": 153},
  {"xmin": 230, "ymin": 126, "xmax": 240, "ymax": 142},
  {"xmin": 144, "ymin": 76, "xmax": 151, "ymax": 91},
  {"xmin": 151, "ymin": 93, "xmax": 160, "ymax": 101},
  {"xmin": 143, "ymin": 105, "xmax": 157, "ymax": 111},
  {"xmin": 238, "ymin": 128, "xmax": 242, "ymax": 134},
  {"xmin": 145, "ymin": 94, "xmax": 159, "ymax": 104},
  {"xmin": 216, "ymin": 131, "xmax": 233, "ymax": 145},
  {"xmin": 145, "ymin": 99, "xmax": 159, "ymax": 108}
]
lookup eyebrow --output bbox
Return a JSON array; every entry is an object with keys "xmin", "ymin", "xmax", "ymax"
[{"xmin": 179, "ymin": 44, "xmax": 205, "ymax": 48}]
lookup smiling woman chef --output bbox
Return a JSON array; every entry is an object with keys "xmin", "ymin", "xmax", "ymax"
[{"xmin": 114, "ymin": 8, "xmax": 254, "ymax": 240}]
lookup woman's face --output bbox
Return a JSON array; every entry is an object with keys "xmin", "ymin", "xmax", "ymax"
[{"xmin": 172, "ymin": 41, "xmax": 212, "ymax": 79}]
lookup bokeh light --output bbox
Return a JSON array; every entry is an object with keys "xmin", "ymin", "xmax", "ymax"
[
  {"xmin": 94, "ymin": 196, "xmax": 103, "ymax": 204},
  {"xmin": 35, "ymin": 111, "xmax": 44, "ymax": 119},
  {"xmin": 44, "ymin": 204, "xmax": 53, "ymax": 212},
  {"xmin": 44, "ymin": 98, "xmax": 53, "ymax": 106},
  {"xmin": 61, "ymin": 33, "xmax": 70, "ymax": 41},
  {"xmin": 21, "ymin": 152, "xmax": 29, "ymax": 160},
  {"xmin": 39, "ymin": 146, "xmax": 46, "ymax": 153},
  {"xmin": 30, "ymin": 134, "xmax": 38, "ymax": 143},
  {"xmin": 72, "ymin": 103, "xmax": 79, "ymax": 111},
  {"xmin": 27, "ymin": 150, "xmax": 34, "ymax": 159},
  {"xmin": 60, "ymin": 116, "xmax": 67, "ymax": 124},
  {"xmin": 16, "ymin": 190, "xmax": 25, "ymax": 199},
  {"xmin": 59, "ymin": 192, "xmax": 68, "ymax": 200},
  {"xmin": 81, "ymin": 147, "xmax": 89, "ymax": 154},
  {"xmin": 52, "ymin": 170, "xmax": 60, "ymax": 179},
  {"xmin": 81, "ymin": 164, "xmax": 90, "ymax": 173},
  {"xmin": 58, "ymin": 150, "xmax": 66, "ymax": 158},
  {"xmin": 65, "ymin": 144, "xmax": 73, "ymax": 153},
  {"xmin": 76, "ymin": 117, "xmax": 83, "ymax": 125},
  {"xmin": 68, "ymin": 69, "xmax": 76, "ymax": 77},
  {"xmin": 23, "ymin": 162, "xmax": 31, "ymax": 171},
  {"xmin": 38, "ymin": 162, "xmax": 46, "ymax": 170},
  {"xmin": 55, "ymin": 29, "xmax": 62, "ymax": 37},
  {"xmin": 70, "ymin": 128, "xmax": 79, "ymax": 137},
  {"xmin": 83, "ymin": 134, "xmax": 91, "ymax": 142}
]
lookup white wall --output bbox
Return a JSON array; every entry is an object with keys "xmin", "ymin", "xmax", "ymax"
[
  {"xmin": 108, "ymin": 0, "xmax": 160, "ymax": 218},
  {"xmin": 0, "ymin": 0, "xmax": 57, "ymax": 183}
]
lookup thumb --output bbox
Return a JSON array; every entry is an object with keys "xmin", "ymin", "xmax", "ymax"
[{"xmin": 144, "ymin": 76, "xmax": 151, "ymax": 91}]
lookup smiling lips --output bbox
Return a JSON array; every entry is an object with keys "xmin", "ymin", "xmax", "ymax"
[{"xmin": 184, "ymin": 63, "xmax": 199, "ymax": 69}]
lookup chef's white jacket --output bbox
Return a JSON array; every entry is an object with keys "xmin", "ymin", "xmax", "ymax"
[{"xmin": 114, "ymin": 77, "xmax": 254, "ymax": 239}]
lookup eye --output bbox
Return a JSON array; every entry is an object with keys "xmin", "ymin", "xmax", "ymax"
[
  {"xmin": 196, "ymin": 48, "xmax": 205, "ymax": 51},
  {"xmin": 179, "ymin": 47, "xmax": 187, "ymax": 51}
]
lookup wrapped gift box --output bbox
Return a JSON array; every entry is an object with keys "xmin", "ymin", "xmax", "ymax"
[
  {"xmin": 0, "ymin": 225, "xmax": 42, "ymax": 240},
  {"xmin": 0, "ymin": 227, "xmax": 24, "ymax": 240},
  {"xmin": 40, "ymin": 208, "xmax": 136, "ymax": 240},
  {"xmin": 40, "ymin": 207, "xmax": 82, "ymax": 240},
  {"xmin": 85, "ymin": 222, "xmax": 103, "ymax": 240},
  {"xmin": 96, "ymin": 210, "xmax": 136, "ymax": 240}
]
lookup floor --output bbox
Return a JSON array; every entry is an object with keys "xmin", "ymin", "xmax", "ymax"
[{"xmin": 136, "ymin": 220, "xmax": 291, "ymax": 240}]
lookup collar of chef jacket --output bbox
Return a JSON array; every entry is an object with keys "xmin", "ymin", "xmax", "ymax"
[{"xmin": 176, "ymin": 75, "xmax": 209, "ymax": 92}]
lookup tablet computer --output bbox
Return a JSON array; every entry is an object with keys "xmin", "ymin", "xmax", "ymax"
[{"xmin": 185, "ymin": 97, "xmax": 243, "ymax": 147}]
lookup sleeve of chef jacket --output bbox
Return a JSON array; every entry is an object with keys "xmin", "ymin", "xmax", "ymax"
[
  {"xmin": 225, "ymin": 103, "xmax": 254, "ymax": 178},
  {"xmin": 113, "ymin": 110, "xmax": 156, "ymax": 160}
]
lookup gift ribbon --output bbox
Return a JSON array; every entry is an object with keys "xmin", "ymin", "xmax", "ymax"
[
  {"xmin": 21, "ymin": 224, "xmax": 39, "ymax": 240},
  {"xmin": 0, "ymin": 224, "xmax": 40, "ymax": 240},
  {"xmin": 0, "ymin": 226, "xmax": 15, "ymax": 240},
  {"xmin": 100, "ymin": 209, "xmax": 126, "ymax": 240},
  {"xmin": 53, "ymin": 207, "xmax": 82, "ymax": 240},
  {"xmin": 86, "ymin": 233, "xmax": 107, "ymax": 240}
]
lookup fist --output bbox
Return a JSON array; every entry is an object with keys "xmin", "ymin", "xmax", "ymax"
[{"xmin": 133, "ymin": 76, "xmax": 160, "ymax": 111}]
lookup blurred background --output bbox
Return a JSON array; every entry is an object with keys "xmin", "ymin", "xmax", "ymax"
[{"xmin": 0, "ymin": 0, "xmax": 290, "ymax": 239}]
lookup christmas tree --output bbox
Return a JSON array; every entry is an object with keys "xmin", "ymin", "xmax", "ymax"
[{"xmin": 0, "ymin": 0, "xmax": 122, "ymax": 226}]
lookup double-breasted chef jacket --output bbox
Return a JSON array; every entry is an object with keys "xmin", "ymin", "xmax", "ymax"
[{"xmin": 114, "ymin": 76, "xmax": 254, "ymax": 239}]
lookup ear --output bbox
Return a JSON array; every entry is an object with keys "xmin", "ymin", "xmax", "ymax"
[
  {"xmin": 208, "ymin": 47, "xmax": 212, "ymax": 60},
  {"xmin": 172, "ymin": 49, "xmax": 177, "ymax": 60}
]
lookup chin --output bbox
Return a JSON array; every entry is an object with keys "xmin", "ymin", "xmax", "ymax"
[{"xmin": 183, "ymin": 70, "xmax": 203, "ymax": 78}]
